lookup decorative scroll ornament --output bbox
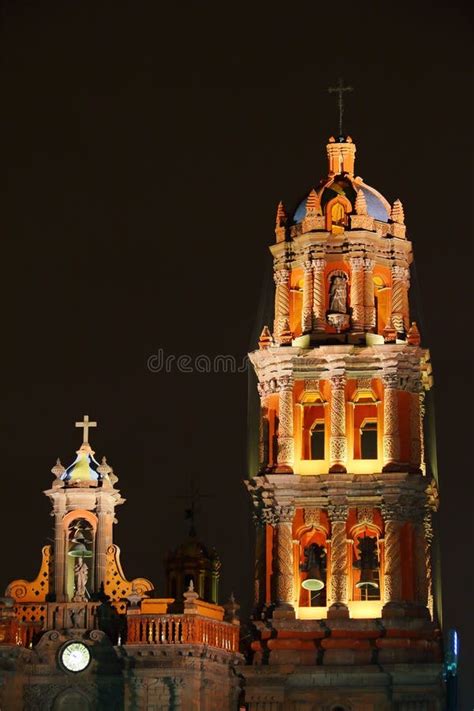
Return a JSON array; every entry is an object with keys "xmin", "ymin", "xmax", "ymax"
[
  {"xmin": 104, "ymin": 544, "xmax": 153, "ymax": 601},
  {"xmin": 6, "ymin": 546, "xmax": 51, "ymax": 602},
  {"xmin": 356, "ymin": 506, "xmax": 374, "ymax": 525},
  {"xmin": 304, "ymin": 508, "xmax": 321, "ymax": 527}
]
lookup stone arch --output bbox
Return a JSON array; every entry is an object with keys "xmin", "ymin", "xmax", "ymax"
[{"xmin": 53, "ymin": 687, "xmax": 92, "ymax": 711}]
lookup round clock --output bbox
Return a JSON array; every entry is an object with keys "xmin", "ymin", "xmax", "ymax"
[{"xmin": 59, "ymin": 641, "xmax": 91, "ymax": 673}]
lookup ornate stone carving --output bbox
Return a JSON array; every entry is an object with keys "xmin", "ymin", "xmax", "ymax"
[
  {"xmin": 104, "ymin": 544, "xmax": 153, "ymax": 601},
  {"xmin": 423, "ymin": 511, "xmax": 434, "ymax": 616},
  {"xmin": 381, "ymin": 503, "xmax": 403, "ymax": 603},
  {"xmin": 275, "ymin": 507, "xmax": 294, "ymax": 606},
  {"xmin": 310, "ymin": 257, "xmax": 326, "ymax": 333},
  {"xmin": 304, "ymin": 508, "xmax": 321, "ymax": 527},
  {"xmin": 349, "ymin": 257, "xmax": 364, "ymax": 331},
  {"xmin": 409, "ymin": 390, "xmax": 422, "ymax": 470},
  {"xmin": 6, "ymin": 545, "xmax": 51, "ymax": 602},
  {"xmin": 327, "ymin": 505, "xmax": 348, "ymax": 606},
  {"xmin": 302, "ymin": 259, "xmax": 314, "ymax": 332},
  {"xmin": 328, "ymin": 272, "xmax": 348, "ymax": 314},
  {"xmin": 304, "ymin": 378, "xmax": 319, "ymax": 392},
  {"xmin": 391, "ymin": 264, "xmax": 410, "ymax": 333},
  {"xmin": 382, "ymin": 372, "xmax": 400, "ymax": 468},
  {"xmin": 363, "ymin": 257, "xmax": 376, "ymax": 330},
  {"xmin": 356, "ymin": 506, "xmax": 374, "ymax": 525},
  {"xmin": 273, "ymin": 268, "xmax": 290, "ymax": 340},
  {"xmin": 329, "ymin": 375, "xmax": 347, "ymax": 472},
  {"xmin": 277, "ymin": 378, "xmax": 294, "ymax": 469}
]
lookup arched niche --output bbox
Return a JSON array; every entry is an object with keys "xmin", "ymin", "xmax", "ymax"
[
  {"xmin": 349, "ymin": 521, "xmax": 382, "ymax": 602},
  {"xmin": 53, "ymin": 688, "xmax": 92, "ymax": 711},
  {"xmin": 325, "ymin": 195, "xmax": 352, "ymax": 233},
  {"xmin": 296, "ymin": 515, "xmax": 329, "ymax": 608}
]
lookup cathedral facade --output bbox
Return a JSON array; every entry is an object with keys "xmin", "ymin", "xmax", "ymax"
[{"xmin": 0, "ymin": 132, "xmax": 445, "ymax": 710}]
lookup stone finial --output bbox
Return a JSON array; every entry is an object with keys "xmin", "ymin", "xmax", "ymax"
[
  {"xmin": 407, "ymin": 322, "xmax": 421, "ymax": 346},
  {"xmin": 275, "ymin": 201, "xmax": 287, "ymax": 228},
  {"xmin": 279, "ymin": 319, "xmax": 293, "ymax": 346},
  {"xmin": 355, "ymin": 189, "xmax": 368, "ymax": 215},
  {"xmin": 51, "ymin": 458, "xmax": 65, "ymax": 479},
  {"xmin": 183, "ymin": 579, "xmax": 199, "ymax": 613},
  {"xmin": 125, "ymin": 584, "xmax": 143, "ymax": 609},
  {"xmin": 258, "ymin": 325, "xmax": 273, "ymax": 350},
  {"xmin": 382, "ymin": 318, "xmax": 397, "ymax": 343},
  {"xmin": 390, "ymin": 199, "xmax": 405, "ymax": 224},
  {"xmin": 306, "ymin": 189, "xmax": 322, "ymax": 216},
  {"xmin": 223, "ymin": 593, "xmax": 240, "ymax": 625}
]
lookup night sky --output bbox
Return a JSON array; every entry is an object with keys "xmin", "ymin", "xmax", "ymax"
[{"xmin": 0, "ymin": 1, "xmax": 472, "ymax": 706}]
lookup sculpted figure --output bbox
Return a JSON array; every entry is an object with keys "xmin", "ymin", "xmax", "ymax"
[
  {"xmin": 329, "ymin": 275, "xmax": 347, "ymax": 313},
  {"xmin": 74, "ymin": 558, "xmax": 88, "ymax": 599}
]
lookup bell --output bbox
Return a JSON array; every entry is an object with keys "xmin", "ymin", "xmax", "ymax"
[
  {"xmin": 68, "ymin": 541, "xmax": 93, "ymax": 558},
  {"xmin": 355, "ymin": 566, "xmax": 379, "ymax": 589},
  {"xmin": 301, "ymin": 564, "xmax": 325, "ymax": 591}
]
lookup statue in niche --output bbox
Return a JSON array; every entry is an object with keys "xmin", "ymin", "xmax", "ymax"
[
  {"xmin": 329, "ymin": 274, "xmax": 348, "ymax": 314},
  {"xmin": 73, "ymin": 558, "xmax": 89, "ymax": 601}
]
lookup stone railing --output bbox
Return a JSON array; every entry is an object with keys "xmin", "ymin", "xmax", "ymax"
[{"xmin": 126, "ymin": 614, "xmax": 239, "ymax": 652}]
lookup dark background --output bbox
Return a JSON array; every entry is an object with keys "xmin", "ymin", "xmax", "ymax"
[{"xmin": 0, "ymin": 1, "xmax": 472, "ymax": 706}]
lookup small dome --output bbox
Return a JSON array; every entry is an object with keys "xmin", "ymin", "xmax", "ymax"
[
  {"xmin": 293, "ymin": 177, "xmax": 390, "ymax": 224},
  {"xmin": 62, "ymin": 444, "xmax": 100, "ymax": 483}
]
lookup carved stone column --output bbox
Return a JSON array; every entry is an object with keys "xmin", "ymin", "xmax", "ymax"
[
  {"xmin": 274, "ymin": 506, "xmax": 295, "ymax": 617},
  {"xmin": 302, "ymin": 259, "xmax": 313, "ymax": 332},
  {"xmin": 381, "ymin": 503, "xmax": 403, "ymax": 608},
  {"xmin": 277, "ymin": 376, "xmax": 294, "ymax": 472},
  {"xmin": 349, "ymin": 257, "xmax": 364, "ymax": 331},
  {"xmin": 312, "ymin": 258, "xmax": 326, "ymax": 331},
  {"xmin": 328, "ymin": 504, "xmax": 349, "ymax": 616},
  {"xmin": 273, "ymin": 268, "xmax": 290, "ymax": 341},
  {"xmin": 424, "ymin": 512, "xmax": 434, "ymax": 618},
  {"xmin": 96, "ymin": 494, "xmax": 114, "ymax": 591},
  {"xmin": 391, "ymin": 265, "xmax": 409, "ymax": 334},
  {"xmin": 329, "ymin": 374, "xmax": 347, "ymax": 473},
  {"xmin": 363, "ymin": 257, "xmax": 376, "ymax": 331},
  {"xmin": 53, "ymin": 500, "xmax": 67, "ymax": 602},
  {"xmin": 409, "ymin": 387, "xmax": 422, "ymax": 472},
  {"xmin": 382, "ymin": 372, "xmax": 400, "ymax": 471},
  {"xmin": 413, "ymin": 517, "xmax": 429, "ymax": 609},
  {"xmin": 419, "ymin": 391, "xmax": 426, "ymax": 474},
  {"xmin": 258, "ymin": 398, "xmax": 269, "ymax": 471}
]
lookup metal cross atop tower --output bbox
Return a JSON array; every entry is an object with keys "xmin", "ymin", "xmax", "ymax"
[
  {"xmin": 328, "ymin": 78, "xmax": 353, "ymax": 137},
  {"xmin": 75, "ymin": 415, "xmax": 97, "ymax": 444}
]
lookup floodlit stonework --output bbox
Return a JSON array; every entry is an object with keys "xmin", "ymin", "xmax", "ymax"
[{"xmin": 242, "ymin": 135, "xmax": 444, "ymax": 710}]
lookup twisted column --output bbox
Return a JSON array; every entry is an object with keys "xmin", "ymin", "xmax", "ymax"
[
  {"xmin": 382, "ymin": 372, "xmax": 400, "ymax": 471},
  {"xmin": 273, "ymin": 268, "xmax": 290, "ymax": 341},
  {"xmin": 391, "ymin": 265, "xmax": 409, "ymax": 334},
  {"xmin": 302, "ymin": 259, "xmax": 313, "ymax": 332},
  {"xmin": 349, "ymin": 257, "xmax": 364, "ymax": 331},
  {"xmin": 277, "ymin": 376, "xmax": 294, "ymax": 471},
  {"xmin": 328, "ymin": 505, "xmax": 349, "ymax": 612},
  {"xmin": 424, "ymin": 512, "xmax": 434, "ymax": 617},
  {"xmin": 275, "ymin": 506, "xmax": 295, "ymax": 613},
  {"xmin": 312, "ymin": 258, "xmax": 326, "ymax": 331},
  {"xmin": 329, "ymin": 374, "xmax": 347, "ymax": 473},
  {"xmin": 363, "ymin": 257, "xmax": 376, "ymax": 331},
  {"xmin": 381, "ymin": 504, "xmax": 403, "ymax": 605},
  {"xmin": 409, "ymin": 388, "xmax": 422, "ymax": 471},
  {"xmin": 413, "ymin": 519, "xmax": 429, "ymax": 608}
]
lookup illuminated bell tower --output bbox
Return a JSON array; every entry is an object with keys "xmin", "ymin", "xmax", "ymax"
[{"xmin": 243, "ymin": 134, "xmax": 444, "ymax": 709}]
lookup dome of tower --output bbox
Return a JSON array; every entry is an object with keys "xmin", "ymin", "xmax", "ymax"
[
  {"xmin": 62, "ymin": 443, "xmax": 101, "ymax": 483},
  {"xmin": 293, "ymin": 178, "xmax": 390, "ymax": 224}
]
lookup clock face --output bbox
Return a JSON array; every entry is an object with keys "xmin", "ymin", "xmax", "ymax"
[{"xmin": 60, "ymin": 641, "xmax": 91, "ymax": 673}]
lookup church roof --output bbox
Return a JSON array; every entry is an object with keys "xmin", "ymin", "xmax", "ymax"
[{"xmin": 293, "ymin": 177, "xmax": 390, "ymax": 224}]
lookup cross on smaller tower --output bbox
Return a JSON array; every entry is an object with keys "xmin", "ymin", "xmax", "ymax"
[
  {"xmin": 75, "ymin": 415, "xmax": 97, "ymax": 444},
  {"xmin": 328, "ymin": 78, "xmax": 353, "ymax": 137},
  {"xmin": 176, "ymin": 478, "xmax": 212, "ymax": 537}
]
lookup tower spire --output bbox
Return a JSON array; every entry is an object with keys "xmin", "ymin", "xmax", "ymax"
[{"xmin": 328, "ymin": 78, "xmax": 353, "ymax": 137}]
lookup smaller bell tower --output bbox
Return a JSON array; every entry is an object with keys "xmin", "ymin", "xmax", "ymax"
[{"xmin": 44, "ymin": 415, "xmax": 125, "ymax": 603}]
